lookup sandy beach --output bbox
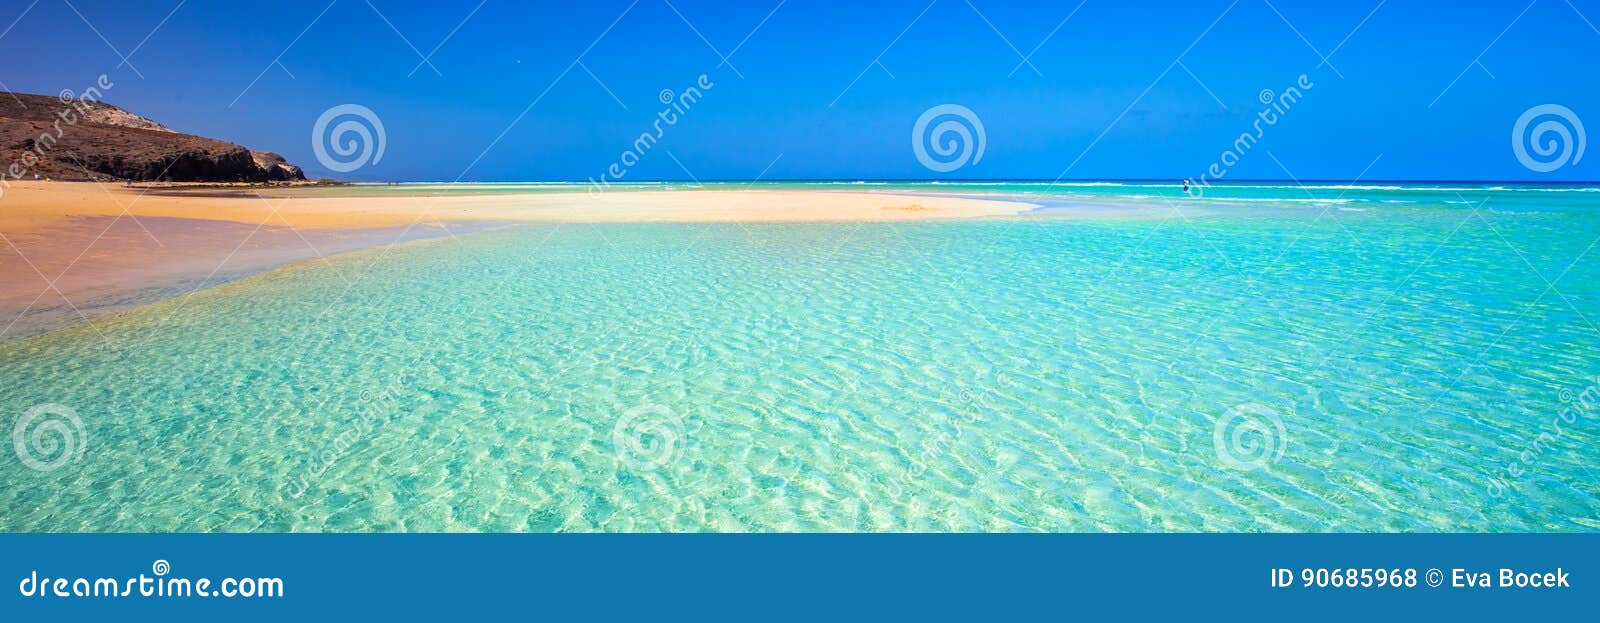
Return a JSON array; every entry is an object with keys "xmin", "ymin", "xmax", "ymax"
[{"xmin": 0, "ymin": 182, "xmax": 1035, "ymax": 339}]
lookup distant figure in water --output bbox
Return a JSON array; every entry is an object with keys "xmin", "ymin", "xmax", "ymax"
[{"xmin": 1182, "ymin": 179, "xmax": 1190, "ymax": 194}]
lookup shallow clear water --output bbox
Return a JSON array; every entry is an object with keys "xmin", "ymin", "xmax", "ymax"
[{"xmin": 3, "ymin": 185, "xmax": 1599, "ymax": 531}]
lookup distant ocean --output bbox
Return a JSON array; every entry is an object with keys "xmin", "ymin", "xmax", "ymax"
[{"xmin": 3, "ymin": 181, "xmax": 1597, "ymax": 531}]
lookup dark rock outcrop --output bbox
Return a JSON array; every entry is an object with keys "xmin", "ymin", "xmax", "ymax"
[{"xmin": 0, "ymin": 92, "xmax": 306, "ymax": 182}]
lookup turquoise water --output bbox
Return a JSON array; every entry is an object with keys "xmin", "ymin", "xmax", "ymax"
[{"xmin": 3, "ymin": 183, "xmax": 1599, "ymax": 531}]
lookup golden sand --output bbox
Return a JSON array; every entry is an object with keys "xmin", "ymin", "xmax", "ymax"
[
  {"xmin": 0, "ymin": 182, "xmax": 1035, "ymax": 339},
  {"xmin": 0, "ymin": 181, "xmax": 1034, "ymax": 232}
]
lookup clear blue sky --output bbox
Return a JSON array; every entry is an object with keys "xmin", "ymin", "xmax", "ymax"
[{"xmin": 3, "ymin": 0, "xmax": 1597, "ymax": 181}]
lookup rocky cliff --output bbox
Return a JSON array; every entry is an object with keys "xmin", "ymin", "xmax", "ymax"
[{"xmin": 0, "ymin": 92, "xmax": 305, "ymax": 182}]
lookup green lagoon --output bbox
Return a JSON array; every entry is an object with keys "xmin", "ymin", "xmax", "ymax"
[{"xmin": 3, "ymin": 182, "xmax": 1598, "ymax": 531}]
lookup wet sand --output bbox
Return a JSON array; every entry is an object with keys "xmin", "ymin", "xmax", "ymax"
[
  {"xmin": 0, "ymin": 182, "xmax": 1036, "ymax": 339},
  {"xmin": 0, "ymin": 214, "xmax": 478, "ymax": 340}
]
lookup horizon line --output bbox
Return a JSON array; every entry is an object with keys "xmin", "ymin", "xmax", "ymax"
[{"xmin": 337, "ymin": 178, "xmax": 1600, "ymax": 185}]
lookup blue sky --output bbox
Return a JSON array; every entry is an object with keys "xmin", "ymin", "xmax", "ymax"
[{"xmin": 2, "ymin": 0, "xmax": 1597, "ymax": 181}]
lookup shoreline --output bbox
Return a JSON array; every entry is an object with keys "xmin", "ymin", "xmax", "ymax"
[
  {"xmin": 0, "ymin": 214, "xmax": 489, "ymax": 341},
  {"xmin": 0, "ymin": 182, "xmax": 1041, "ymax": 340},
  {"xmin": 0, "ymin": 181, "xmax": 1039, "ymax": 231}
]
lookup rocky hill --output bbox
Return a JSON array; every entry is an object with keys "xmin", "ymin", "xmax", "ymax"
[{"xmin": 1, "ymin": 92, "xmax": 305, "ymax": 182}]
